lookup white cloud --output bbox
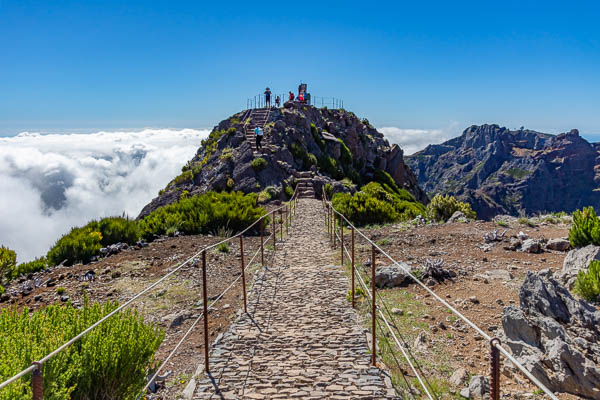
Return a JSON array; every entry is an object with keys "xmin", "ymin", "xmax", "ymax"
[
  {"xmin": 379, "ymin": 122, "xmax": 460, "ymax": 155},
  {"xmin": 0, "ymin": 129, "xmax": 209, "ymax": 262}
]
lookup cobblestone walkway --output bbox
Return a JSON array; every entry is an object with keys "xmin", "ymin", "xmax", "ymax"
[{"xmin": 193, "ymin": 199, "xmax": 398, "ymax": 399}]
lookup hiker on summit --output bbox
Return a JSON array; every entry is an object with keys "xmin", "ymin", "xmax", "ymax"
[
  {"xmin": 264, "ymin": 87, "xmax": 271, "ymax": 107},
  {"xmin": 254, "ymin": 126, "xmax": 263, "ymax": 150},
  {"xmin": 275, "ymin": 95, "xmax": 281, "ymax": 108},
  {"xmin": 288, "ymin": 91, "xmax": 294, "ymax": 102}
]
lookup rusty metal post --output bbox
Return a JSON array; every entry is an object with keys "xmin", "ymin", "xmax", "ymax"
[
  {"xmin": 285, "ymin": 207, "xmax": 289, "ymax": 237},
  {"xmin": 240, "ymin": 236, "xmax": 247, "ymax": 313},
  {"xmin": 330, "ymin": 206, "xmax": 334, "ymax": 246},
  {"xmin": 260, "ymin": 220, "xmax": 265, "ymax": 266},
  {"xmin": 32, "ymin": 362, "xmax": 43, "ymax": 400},
  {"xmin": 202, "ymin": 250, "xmax": 209, "ymax": 373},
  {"xmin": 351, "ymin": 227, "xmax": 355, "ymax": 309},
  {"xmin": 340, "ymin": 213, "xmax": 344, "ymax": 265},
  {"xmin": 371, "ymin": 244, "xmax": 377, "ymax": 366},
  {"xmin": 272, "ymin": 212, "xmax": 276, "ymax": 245},
  {"xmin": 279, "ymin": 209, "xmax": 283, "ymax": 241},
  {"xmin": 333, "ymin": 210, "xmax": 337, "ymax": 250},
  {"xmin": 490, "ymin": 338, "xmax": 501, "ymax": 400}
]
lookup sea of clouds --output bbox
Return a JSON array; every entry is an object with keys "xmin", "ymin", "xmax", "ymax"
[
  {"xmin": 0, "ymin": 124, "xmax": 455, "ymax": 263},
  {"xmin": 0, "ymin": 129, "xmax": 209, "ymax": 263}
]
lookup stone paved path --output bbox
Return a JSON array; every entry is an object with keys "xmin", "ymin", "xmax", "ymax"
[{"xmin": 193, "ymin": 199, "xmax": 399, "ymax": 399}]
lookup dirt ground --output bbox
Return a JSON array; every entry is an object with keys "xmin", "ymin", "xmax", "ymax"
[
  {"xmin": 0, "ymin": 230, "xmax": 280, "ymax": 398},
  {"xmin": 347, "ymin": 217, "xmax": 585, "ymax": 399}
]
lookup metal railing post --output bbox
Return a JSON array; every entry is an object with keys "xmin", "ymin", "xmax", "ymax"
[
  {"xmin": 333, "ymin": 210, "xmax": 337, "ymax": 250},
  {"xmin": 272, "ymin": 212, "xmax": 276, "ymax": 245},
  {"xmin": 240, "ymin": 236, "xmax": 247, "ymax": 313},
  {"xmin": 351, "ymin": 227, "xmax": 355, "ymax": 308},
  {"xmin": 371, "ymin": 244, "xmax": 377, "ymax": 366},
  {"xmin": 490, "ymin": 338, "xmax": 501, "ymax": 400},
  {"xmin": 260, "ymin": 220, "xmax": 265, "ymax": 266},
  {"xmin": 279, "ymin": 210, "xmax": 283, "ymax": 242},
  {"xmin": 202, "ymin": 250, "xmax": 209, "ymax": 373},
  {"xmin": 285, "ymin": 206, "xmax": 289, "ymax": 237},
  {"xmin": 340, "ymin": 213, "xmax": 344, "ymax": 265},
  {"xmin": 32, "ymin": 362, "xmax": 43, "ymax": 400}
]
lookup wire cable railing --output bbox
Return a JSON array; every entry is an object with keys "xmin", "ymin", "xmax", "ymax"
[
  {"xmin": 322, "ymin": 188, "xmax": 560, "ymax": 400},
  {"xmin": 246, "ymin": 93, "xmax": 344, "ymax": 110},
  {"xmin": 0, "ymin": 186, "xmax": 300, "ymax": 399}
]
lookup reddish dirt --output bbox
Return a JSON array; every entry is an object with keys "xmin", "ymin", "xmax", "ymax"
[
  {"xmin": 0, "ymin": 232, "xmax": 279, "ymax": 398},
  {"xmin": 354, "ymin": 219, "xmax": 584, "ymax": 399}
]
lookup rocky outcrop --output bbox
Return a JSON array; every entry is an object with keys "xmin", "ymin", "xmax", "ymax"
[
  {"xmin": 500, "ymin": 270, "xmax": 600, "ymax": 398},
  {"xmin": 559, "ymin": 245, "xmax": 600, "ymax": 290},
  {"xmin": 406, "ymin": 125, "xmax": 600, "ymax": 219},
  {"xmin": 139, "ymin": 104, "xmax": 426, "ymax": 218}
]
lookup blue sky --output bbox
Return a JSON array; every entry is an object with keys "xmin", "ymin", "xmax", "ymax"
[{"xmin": 1, "ymin": 0, "xmax": 599, "ymax": 139}]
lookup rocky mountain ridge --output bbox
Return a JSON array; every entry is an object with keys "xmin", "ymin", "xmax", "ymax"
[
  {"xmin": 139, "ymin": 104, "xmax": 426, "ymax": 217},
  {"xmin": 406, "ymin": 124, "xmax": 600, "ymax": 219}
]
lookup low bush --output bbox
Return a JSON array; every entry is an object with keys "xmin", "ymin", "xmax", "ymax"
[
  {"xmin": 310, "ymin": 123, "xmax": 326, "ymax": 150},
  {"xmin": 48, "ymin": 217, "xmax": 139, "ymax": 266},
  {"xmin": 250, "ymin": 157, "xmax": 267, "ymax": 171},
  {"xmin": 426, "ymin": 194, "xmax": 476, "ymax": 222},
  {"xmin": 0, "ymin": 299, "xmax": 163, "ymax": 400},
  {"xmin": 332, "ymin": 182, "xmax": 426, "ymax": 226},
  {"xmin": 0, "ymin": 246, "xmax": 16, "ymax": 284},
  {"xmin": 517, "ymin": 217, "xmax": 536, "ymax": 227},
  {"xmin": 226, "ymin": 177, "xmax": 235, "ymax": 191},
  {"xmin": 258, "ymin": 190, "xmax": 271, "ymax": 203},
  {"xmin": 284, "ymin": 185, "xmax": 294, "ymax": 199},
  {"xmin": 569, "ymin": 206, "xmax": 600, "ymax": 248},
  {"xmin": 324, "ymin": 183, "xmax": 333, "ymax": 200},
  {"xmin": 138, "ymin": 191, "xmax": 265, "ymax": 239},
  {"xmin": 574, "ymin": 259, "xmax": 600, "ymax": 302},
  {"xmin": 217, "ymin": 242, "xmax": 230, "ymax": 253}
]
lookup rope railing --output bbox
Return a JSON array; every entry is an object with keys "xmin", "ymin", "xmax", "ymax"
[
  {"xmin": 0, "ymin": 186, "xmax": 300, "ymax": 399},
  {"xmin": 322, "ymin": 188, "xmax": 559, "ymax": 400}
]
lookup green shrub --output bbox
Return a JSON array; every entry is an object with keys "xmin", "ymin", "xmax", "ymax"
[
  {"xmin": 332, "ymin": 182, "xmax": 426, "ymax": 226},
  {"xmin": 220, "ymin": 147, "xmax": 234, "ymax": 162},
  {"xmin": 47, "ymin": 227, "xmax": 103, "ymax": 266},
  {"xmin": 226, "ymin": 177, "xmax": 235, "ymax": 191},
  {"xmin": 310, "ymin": 123, "xmax": 326, "ymax": 150},
  {"xmin": 284, "ymin": 186, "xmax": 294, "ymax": 199},
  {"xmin": 47, "ymin": 217, "xmax": 139, "ymax": 266},
  {"xmin": 318, "ymin": 155, "xmax": 342, "ymax": 179},
  {"xmin": 426, "ymin": 194, "xmax": 476, "ymax": 222},
  {"xmin": 574, "ymin": 259, "xmax": 600, "ymax": 302},
  {"xmin": 307, "ymin": 153, "xmax": 318, "ymax": 167},
  {"xmin": 138, "ymin": 191, "xmax": 265, "ymax": 239},
  {"xmin": 258, "ymin": 190, "xmax": 271, "ymax": 203},
  {"xmin": 290, "ymin": 142, "xmax": 315, "ymax": 170},
  {"xmin": 250, "ymin": 157, "xmax": 267, "ymax": 171},
  {"xmin": 0, "ymin": 246, "xmax": 16, "ymax": 284},
  {"xmin": 217, "ymin": 242, "xmax": 230, "ymax": 253},
  {"xmin": 569, "ymin": 207, "xmax": 600, "ymax": 248},
  {"xmin": 338, "ymin": 139, "xmax": 352, "ymax": 169},
  {"xmin": 0, "ymin": 299, "xmax": 163, "ymax": 400},
  {"xmin": 180, "ymin": 190, "xmax": 190, "ymax": 200},
  {"xmin": 96, "ymin": 217, "xmax": 139, "ymax": 247},
  {"xmin": 324, "ymin": 183, "xmax": 333, "ymax": 200},
  {"xmin": 57, "ymin": 287, "xmax": 66, "ymax": 295}
]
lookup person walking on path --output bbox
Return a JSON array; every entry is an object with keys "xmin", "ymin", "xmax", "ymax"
[
  {"xmin": 264, "ymin": 87, "xmax": 272, "ymax": 108},
  {"xmin": 254, "ymin": 126, "xmax": 263, "ymax": 150},
  {"xmin": 275, "ymin": 95, "xmax": 281, "ymax": 108}
]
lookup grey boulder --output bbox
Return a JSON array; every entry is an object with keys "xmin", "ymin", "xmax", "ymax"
[
  {"xmin": 559, "ymin": 244, "xmax": 600, "ymax": 289},
  {"xmin": 374, "ymin": 263, "xmax": 413, "ymax": 288},
  {"xmin": 545, "ymin": 238, "xmax": 571, "ymax": 252}
]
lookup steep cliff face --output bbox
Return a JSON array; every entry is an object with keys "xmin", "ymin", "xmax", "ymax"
[
  {"xmin": 406, "ymin": 124, "xmax": 600, "ymax": 219},
  {"xmin": 138, "ymin": 104, "xmax": 426, "ymax": 217}
]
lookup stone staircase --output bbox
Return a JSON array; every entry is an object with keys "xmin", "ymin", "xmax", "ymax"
[
  {"xmin": 244, "ymin": 107, "xmax": 271, "ymax": 153},
  {"xmin": 296, "ymin": 171, "xmax": 315, "ymax": 198}
]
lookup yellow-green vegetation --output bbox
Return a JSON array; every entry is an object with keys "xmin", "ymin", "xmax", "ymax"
[
  {"xmin": 138, "ymin": 191, "xmax": 265, "ymax": 239},
  {"xmin": 505, "ymin": 168, "xmax": 531, "ymax": 179},
  {"xmin": 324, "ymin": 183, "xmax": 333, "ymax": 199},
  {"xmin": 226, "ymin": 177, "xmax": 235, "ymax": 191},
  {"xmin": 250, "ymin": 157, "xmax": 267, "ymax": 171},
  {"xmin": 219, "ymin": 147, "xmax": 234, "ymax": 162},
  {"xmin": 0, "ymin": 246, "xmax": 16, "ymax": 284},
  {"xmin": 310, "ymin": 123, "xmax": 326, "ymax": 151},
  {"xmin": 517, "ymin": 217, "xmax": 536, "ymax": 227},
  {"xmin": 332, "ymin": 179, "xmax": 425, "ymax": 226},
  {"xmin": 0, "ymin": 299, "xmax": 163, "ymax": 400},
  {"xmin": 48, "ymin": 217, "xmax": 139, "ymax": 266},
  {"xmin": 426, "ymin": 194, "xmax": 476, "ymax": 222},
  {"xmin": 258, "ymin": 190, "xmax": 271, "ymax": 203},
  {"xmin": 569, "ymin": 206, "xmax": 600, "ymax": 248},
  {"xmin": 200, "ymin": 127, "xmax": 236, "ymax": 166},
  {"xmin": 574, "ymin": 260, "xmax": 600, "ymax": 302},
  {"xmin": 217, "ymin": 242, "xmax": 230, "ymax": 253},
  {"xmin": 284, "ymin": 185, "xmax": 294, "ymax": 199}
]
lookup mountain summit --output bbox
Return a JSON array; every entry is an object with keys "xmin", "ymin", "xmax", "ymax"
[
  {"xmin": 139, "ymin": 103, "xmax": 426, "ymax": 218},
  {"xmin": 406, "ymin": 124, "xmax": 600, "ymax": 219}
]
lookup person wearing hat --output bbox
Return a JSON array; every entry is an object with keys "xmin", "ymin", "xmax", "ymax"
[{"xmin": 264, "ymin": 87, "xmax": 272, "ymax": 108}]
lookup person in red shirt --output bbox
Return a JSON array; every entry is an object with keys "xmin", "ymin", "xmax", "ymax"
[{"xmin": 288, "ymin": 91, "xmax": 294, "ymax": 101}]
